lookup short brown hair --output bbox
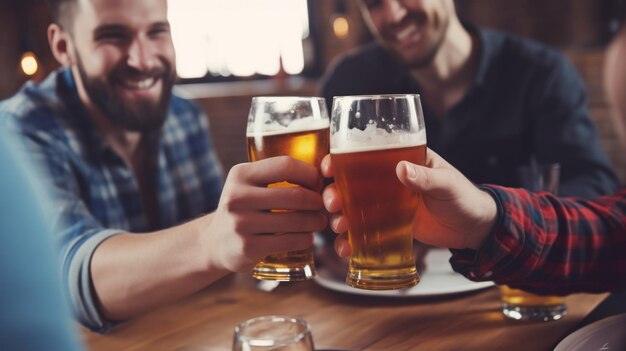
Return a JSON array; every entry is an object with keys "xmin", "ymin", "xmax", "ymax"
[{"xmin": 46, "ymin": 0, "xmax": 78, "ymax": 30}]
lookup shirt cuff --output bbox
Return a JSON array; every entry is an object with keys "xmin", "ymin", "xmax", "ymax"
[
  {"xmin": 66, "ymin": 228, "xmax": 124, "ymax": 333},
  {"xmin": 449, "ymin": 185, "xmax": 523, "ymax": 283}
]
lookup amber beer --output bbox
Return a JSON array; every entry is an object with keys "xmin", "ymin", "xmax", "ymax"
[
  {"xmin": 331, "ymin": 142, "xmax": 427, "ymax": 290},
  {"xmin": 246, "ymin": 125, "xmax": 329, "ymax": 281},
  {"xmin": 500, "ymin": 286, "xmax": 565, "ymax": 307}
]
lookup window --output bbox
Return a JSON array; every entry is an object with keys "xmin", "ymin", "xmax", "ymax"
[{"xmin": 168, "ymin": 0, "xmax": 313, "ymax": 80}]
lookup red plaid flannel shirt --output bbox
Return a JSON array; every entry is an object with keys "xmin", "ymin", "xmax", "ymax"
[{"xmin": 450, "ymin": 186, "xmax": 626, "ymax": 295}]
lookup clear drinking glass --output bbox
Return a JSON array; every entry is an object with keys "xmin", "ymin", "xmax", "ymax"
[
  {"xmin": 500, "ymin": 162, "xmax": 567, "ymax": 321},
  {"xmin": 232, "ymin": 316, "xmax": 315, "ymax": 351},
  {"xmin": 330, "ymin": 94, "xmax": 427, "ymax": 290},
  {"xmin": 246, "ymin": 96, "xmax": 330, "ymax": 281}
]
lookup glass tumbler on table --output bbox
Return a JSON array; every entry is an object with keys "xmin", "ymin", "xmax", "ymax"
[
  {"xmin": 232, "ymin": 315, "xmax": 315, "ymax": 351},
  {"xmin": 500, "ymin": 162, "xmax": 567, "ymax": 321},
  {"xmin": 246, "ymin": 96, "xmax": 330, "ymax": 281}
]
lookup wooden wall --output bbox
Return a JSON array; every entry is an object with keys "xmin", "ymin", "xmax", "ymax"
[
  {"xmin": 0, "ymin": 0, "xmax": 27, "ymax": 99},
  {"xmin": 0, "ymin": 0, "xmax": 55, "ymax": 99}
]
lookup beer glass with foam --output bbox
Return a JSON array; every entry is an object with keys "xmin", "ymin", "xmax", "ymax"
[
  {"xmin": 499, "ymin": 162, "xmax": 567, "ymax": 321},
  {"xmin": 330, "ymin": 95, "xmax": 427, "ymax": 290},
  {"xmin": 246, "ymin": 96, "xmax": 330, "ymax": 281}
]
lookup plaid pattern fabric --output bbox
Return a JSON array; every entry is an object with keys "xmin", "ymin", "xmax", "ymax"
[
  {"xmin": 0, "ymin": 68, "xmax": 224, "ymax": 331},
  {"xmin": 451, "ymin": 186, "xmax": 626, "ymax": 295}
]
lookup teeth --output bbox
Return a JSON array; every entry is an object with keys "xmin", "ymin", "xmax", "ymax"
[
  {"xmin": 396, "ymin": 25, "xmax": 418, "ymax": 41},
  {"xmin": 124, "ymin": 77, "xmax": 156, "ymax": 89}
]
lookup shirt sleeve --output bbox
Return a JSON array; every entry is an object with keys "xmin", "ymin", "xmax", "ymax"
[
  {"xmin": 528, "ymin": 53, "xmax": 620, "ymax": 198},
  {"xmin": 2, "ymin": 118, "xmax": 123, "ymax": 333},
  {"xmin": 0, "ymin": 133, "xmax": 82, "ymax": 350},
  {"xmin": 450, "ymin": 185, "xmax": 626, "ymax": 295}
]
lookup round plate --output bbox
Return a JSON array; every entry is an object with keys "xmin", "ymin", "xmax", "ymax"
[
  {"xmin": 554, "ymin": 313, "xmax": 626, "ymax": 351},
  {"xmin": 314, "ymin": 248, "xmax": 494, "ymax": 298}
]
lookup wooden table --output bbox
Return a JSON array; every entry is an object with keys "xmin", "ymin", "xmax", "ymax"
[{"xmin": 81, "ymin": 273, "xmax": 608, "ymax": 351}]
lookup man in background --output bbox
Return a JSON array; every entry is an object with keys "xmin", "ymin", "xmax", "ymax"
[
  {"xmin": 321, "ymin": 0, "xmax": 619, "ymax": 198},
  {"xmin": 0, "ymin": 0, "xmax": 326, "ymax": 332}
]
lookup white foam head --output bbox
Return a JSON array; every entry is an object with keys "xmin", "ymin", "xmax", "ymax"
[
  {"xmin": 246, "ymin": 116, "xmax": 329, "ymax": 136},
  {"xmin": 247, "ymin": 97, "xmax": 329, "ymax": 136},
  {"xmin": 330, "ymin": 94, "xmax": 427, "ymax": 153},
  {"xmin": 331, "ymin": 123, "xmax": 427, "ymax": 153}
]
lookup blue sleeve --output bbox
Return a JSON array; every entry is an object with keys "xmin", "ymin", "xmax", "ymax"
[
  {"xmin": 0, "ymin": 115, "xmax": 122, "ymax": 333},
  {"xmin": 0, "ymin": 134, "xmax": 82, "ymax": 350}
]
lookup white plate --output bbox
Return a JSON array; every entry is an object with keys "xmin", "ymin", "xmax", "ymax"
[
  {"xmin": 314, "ymin": 248, "xmax": 494, "ymax": 298},
  {"xmin": 554, "ymin": 313, "xmax": 626, "ymax": 351}
]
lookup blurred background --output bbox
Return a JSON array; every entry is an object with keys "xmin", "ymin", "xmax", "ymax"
[{"xmin": 0, "ymin": 0, "xmax": 624, "ymax": 182}]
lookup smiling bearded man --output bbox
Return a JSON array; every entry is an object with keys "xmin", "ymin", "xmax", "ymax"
[
  {"xmin": 73, "ymin": 46, "xmax": 175, "ymax": 132},
  {"xmin": 0, "ymin": 0, "xmax": 327, "ymax": 333}
]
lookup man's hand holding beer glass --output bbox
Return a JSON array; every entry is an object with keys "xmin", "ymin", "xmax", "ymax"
[
  {"xmin": 322, "ymin": 149, "xmax": 499, "ymax": 256},
  {"xmin": 210, "ymin": 156, "xmax": 327, "ymax": 274}
]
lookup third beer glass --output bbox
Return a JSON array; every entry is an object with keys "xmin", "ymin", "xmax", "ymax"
[
  {"xmin": 500, "ymin": 163, "xmax": 567, "ymax": 321},
  {"xmin": 330, "ymin": 95, "xmax": 427, "ymax": 290},
  {"xmin": 246, "ymin": 96, "xmax": 329, "ymax": 281},
  {"xmin": 232, "ymin": 316, "xmax": 315, "ymax": 351}
]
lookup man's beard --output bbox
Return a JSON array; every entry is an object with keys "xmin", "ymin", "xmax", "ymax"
[
  {"xmin": 75, "ymin": 52, "xmax": 175, "ymax": 133},
  {"xmin": 404, "ymin": 25, "xmax": 447, "ymax": 69},
  {"xmin": 394, "ymin": 11, "xmax": 450, "ymax": 69}
]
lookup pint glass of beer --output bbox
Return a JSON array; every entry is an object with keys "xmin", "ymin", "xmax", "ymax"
[
  {"xmin": 330, "ymin": 95, "xmax": 427, "ymax": 290},
  {"xmin": 246, "ymin": 96, "xmax": 330, "ymax": 281},
  {"xmin": 499, "ymin": 163, "xmax": 567, "ymax": 321}
]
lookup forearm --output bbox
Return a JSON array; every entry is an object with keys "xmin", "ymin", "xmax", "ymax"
[
  {"xmin": 90, "ymin": 213, "xmax": 229, "ymax": 320},
  {"xmin": 517, "ymin": 189, "xmax": 626, "ymax": 293},
  {"xmin": 452, "ymin": 187, "xmax": 626, "ymax": 294}
]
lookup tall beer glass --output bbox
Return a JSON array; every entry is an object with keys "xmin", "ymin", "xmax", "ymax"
[
  {"xmin": 246, "ymin": 96, "xmax": 330, "ymax": 281},
  {"xmin": 500, "ymin": 163, "xmax": 567, "ymax": 321},
  {"xmin": 330, "ymin": 95, "xmax": 427, "ymax": 290}
]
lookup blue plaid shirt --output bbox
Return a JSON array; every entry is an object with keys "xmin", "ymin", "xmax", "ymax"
[{"xmin": 0, "ymin": 68, "xmax": 224, "ymax": 332}]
